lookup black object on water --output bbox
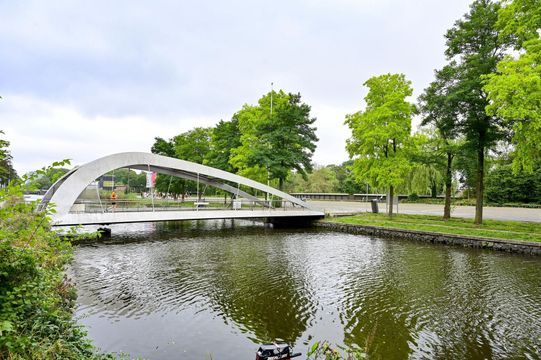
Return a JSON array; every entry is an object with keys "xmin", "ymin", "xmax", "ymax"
[{"xmin": 255, "ymin": 342, "xmax": 302, "ymax": 360}]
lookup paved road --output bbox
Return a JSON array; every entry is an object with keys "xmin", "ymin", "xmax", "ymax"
[{"xmin": 309, "ymin": 200, "xmax": 541, "ymax": 223}]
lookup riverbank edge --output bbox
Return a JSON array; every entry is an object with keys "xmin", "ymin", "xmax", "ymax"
[{"xmin": 315, "ymin": 220, "xmax": 541, "ymax": 255}]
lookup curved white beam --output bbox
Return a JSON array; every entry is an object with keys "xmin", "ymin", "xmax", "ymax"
[{"xmin": 41, "ymin": 152, "xmax": 318, "ymax": 223}]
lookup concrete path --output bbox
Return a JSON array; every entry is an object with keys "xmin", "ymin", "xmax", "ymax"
[{"xmin": 309, "ymin": 200, "xmax": 541, "ymax": 223}]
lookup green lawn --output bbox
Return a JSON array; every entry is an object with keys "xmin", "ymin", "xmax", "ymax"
[{"xmin": 326, "ymin": 213, "xmax": 541, "ymax": 243}]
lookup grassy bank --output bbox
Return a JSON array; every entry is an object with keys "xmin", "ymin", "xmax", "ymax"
[
  {"xmin": 327, "ymin": 213, "xmax": 541, "ymax": 243},
  {"xmin": 400, "ymin": 198, "xmax": 541, "ymax": 209}
]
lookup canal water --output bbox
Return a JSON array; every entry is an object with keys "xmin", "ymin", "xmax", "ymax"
[{"xmin": 70, "ymin": 220, "xmax": 541, "ymax": 359}]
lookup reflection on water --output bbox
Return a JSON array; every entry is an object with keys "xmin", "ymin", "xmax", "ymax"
[{"xmin": 71, "ymin": 220, "xmax": 541, "ymax": 359}]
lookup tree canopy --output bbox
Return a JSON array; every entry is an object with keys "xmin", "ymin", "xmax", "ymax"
[
  {"xmin": 230, "ymin": 90, "xmax": 318, "ymax": 189},
  {"xmin": 345, "ymin": 73, "xmax": 415, "ymax": 215},
  {"xmin": 484, "ymin": 0, "xmax": 541, "ymax": 174}
]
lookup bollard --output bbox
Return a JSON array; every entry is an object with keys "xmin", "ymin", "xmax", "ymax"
[{"xmin": 371, "ymin": 199, "xmax": 379, "ymax": 213}]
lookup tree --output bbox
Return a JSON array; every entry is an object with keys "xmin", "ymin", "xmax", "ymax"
[
  {"xmin": 230, "ymin": 90, "xmax": 318, "ymax": 190},
  {"xmin": 328, "ymin": 161, "xmax": 365, "ymax": 194},
  {"xmin": 284, "ymin": 166, "xmax": 339, "ymax": 193},
  {"xmin": 486, "ymin": 163, "xmax": 541, "ymax": 204},
  {"xmin": 483, "ymin": 0, "xmax": 541, "ymax": 174},
  {"xmin": 173, "ymin": 127, "xmax": 212, "ymax": 165},
  {"xmin": 497, "ymin": 0, "xmax": 541, "ymax": 48},
  {"xmin": 405, "ymin": 133, "xmax": 445, "ymax": 199},
  {"xmin": 25, "ymin": 168, "xmax": 69, "ymax": 192},
  {"xmin": 443, "ymin": 0, "xmax": 506, "ymax": 224},
  {"xmin": 418, "ymin": 64, "xmax": 463, "ymax": 219},
  {"xmin": 0, "ymin": 131, "xmax": 17, "ymax": 186},
  {"xmin": 345, "ymin": 73, "xmax": 415, "ymax": 216},
  {"xmin": 151, "ymin": 128, "xmax": 212, "ymax": 199},
  {"xmin": 206, "ymin": 118, "xmax": 241, "ymax": 173},
  {"xmin": 151, "ymin": 137, "xmax": 175, "ymax": 157}
]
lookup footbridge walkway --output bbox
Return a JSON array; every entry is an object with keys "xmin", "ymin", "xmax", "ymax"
[{"xmin": 39, "ymin": 152, "xmax": 324, "ymax": 226}]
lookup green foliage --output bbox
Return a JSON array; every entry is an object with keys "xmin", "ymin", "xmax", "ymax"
[
  {"xmin": 405, "ymin": 132, "xmax": 445, "ymax": 197},
  {"xmin": 25, "ymin": 168, "xmax": 70, "ymax": 192},
  {"xmin": 418, "ymin": 64, "xmax": 461, "ymax": 140},
  {"xmin": 102, "ymin": 168, "xmax": 147, "ymax": 192},
  {"xmin": 206, "ymin": 118, "xmax": 242, "ymax": 173},
  {"xmin": 328, "ymin": 161, "xmax": 365, "ymax": 194},
  {"xmin": 150, "ymin": 136, "xmax": 175, "ymax": 157},
  {"xmin": 345, "ymin": 73, "xmax": 415, "ymax": 213},
  {"xmin": 285, "ymin": 166, "xmax": 339, "ymax": 193},
  {"xmin": 486, "ymin": 164, "xmax": 541, "ymax": 204},
  {"xmin": 484, "ymin": 38, "xmax": 541, "ymax": 173},
  {"xmin": 230, "ymin": 90, "xmax": 318, "ymax": 189},
  {"xmin": 0, "ymin": 164, "xmax": 110, "ymax": 359},
  {"xmin": 0, "ymin": 130, "xmax": 17, "ymax": 186},
  {"xmin": 151, "ymin": 128, "xmax": 213, "ymax": 197},
  {"xmin": 497, "ymin": 0, "xmax": 541, "ymax": 47},
  {"xmin": 173, "ymin": 127, "xmax": 212, "ymax": 165},
  {"xmin": 442, "ymin": 0, "xmax": 506, "ymax": 223}
]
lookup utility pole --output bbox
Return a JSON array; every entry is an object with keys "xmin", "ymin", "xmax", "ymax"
[{"xmin": 266, "ymin": 82, "xmax": 273, "ymax": 204}]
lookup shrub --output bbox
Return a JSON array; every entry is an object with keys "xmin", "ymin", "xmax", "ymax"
[{"xmin": 0, "ymin": 164, "xmax": 110, "ymax": 359}]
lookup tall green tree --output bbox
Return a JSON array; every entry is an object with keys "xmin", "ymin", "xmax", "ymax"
[
  {"xmin": 418, "ymin": 64, "xmax": 462, "ymax": 219},
  {"xmin": 443, "ymin": 0, "xmax": 506, "ymax": 224},
  {"xmin": 173, "ymin": 127, "xmax": 212, "ymax": 165},
  {"xmin": 484, "ymin": 39, "xmax": 541, "ymax": 173},
  {"xmin": 484, "ymin": 0, "xmax": 541, "ymax": 174},
  {"xmin": 206, "ymin": 118, "xmax": 241, "ymax": 173},
  {"xmin": 497, "ymin": 0, "xmax": 541, "ymax": 48},
  {"xmin": 231, "ymin": 90, "xmax": 318, "ymax": 190},
  {"xmin": 345, "ymin": 73, "xmax": 415, "ymax": 215}
]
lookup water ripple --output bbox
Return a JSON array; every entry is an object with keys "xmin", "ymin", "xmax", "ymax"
[{"xmin": 70, "ymin": 220, "xmax": 541, "ymax": 359}]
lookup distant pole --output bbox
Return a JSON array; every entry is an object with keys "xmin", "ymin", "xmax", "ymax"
[
  {"xmin": 267, "ymin": 82, "xmax": 273, "ymax": 204},
  {"xmin": 270, "ymin": 82, "xmax": 274, "ymax": 116}
]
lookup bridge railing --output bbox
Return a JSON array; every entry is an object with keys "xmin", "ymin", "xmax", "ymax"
[{"xmin": 69, "ymin": 198, "xmax": 306, "ymax": 214}]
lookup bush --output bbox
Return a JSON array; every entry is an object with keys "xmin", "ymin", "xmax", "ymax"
[
  {"xmin": 0, "ymin": 165, "xmax": 110, "ymax": 359},
  {"xmin": 486, "ymin": 165, "xmax": 541, "ymax": 204}
]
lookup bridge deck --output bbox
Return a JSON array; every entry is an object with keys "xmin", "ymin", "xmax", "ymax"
[{"xmin": 54, "ymin": 209, "xmax": 324, "ymax": 226}]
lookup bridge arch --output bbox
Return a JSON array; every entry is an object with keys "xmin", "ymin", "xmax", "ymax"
[{"xmin": 40, "ymin": 152, "xmax": 321, "ymax": 225}]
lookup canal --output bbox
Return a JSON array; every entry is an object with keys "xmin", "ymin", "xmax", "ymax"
[{"xmin": 70, "ymin": 220, "xmax": 541, "ymax": 359}]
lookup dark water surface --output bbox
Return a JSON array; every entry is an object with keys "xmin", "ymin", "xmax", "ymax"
[{"xmin": 70, "ymin": 220, "xmax": 541, "ymax": 359}]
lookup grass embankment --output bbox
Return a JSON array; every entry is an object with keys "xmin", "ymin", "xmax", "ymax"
[
  {"xmin": 400, "ymin": 198, "xmax": 541, "ymax": 208},
  {"xmin": 327, "ymin": 213, "xmax": 541, "ymax": 243}
]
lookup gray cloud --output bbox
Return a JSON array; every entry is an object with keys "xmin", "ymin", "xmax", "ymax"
[{"xmin": 0, "ymin": 0, "xmax": 472, "ymax": 173}]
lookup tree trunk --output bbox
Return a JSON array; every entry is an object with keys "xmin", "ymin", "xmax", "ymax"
[
  {"xmin": 443, "ymin": 151, "xmax": 453, "ymax": 220},
  {"xmin": 279, "ymin": 177, "xmax": 284, "ymax": 191},
  {"xmin": 388, "ymin": 185, "xmax": 394, "ymax": 216},
  {"xmin": 474, "ymin": 145, "xmax": 485, "ymax": 225}
]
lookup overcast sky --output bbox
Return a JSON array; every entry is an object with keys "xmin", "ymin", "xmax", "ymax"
[{"xmin": 0, "ymin": 0, "xmax": 473, "ymax": 174}]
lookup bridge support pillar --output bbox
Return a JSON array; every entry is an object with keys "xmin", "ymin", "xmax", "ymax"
[{"xmin": 265, "ymin": 216, "xmax": 323, "ymax": 228}]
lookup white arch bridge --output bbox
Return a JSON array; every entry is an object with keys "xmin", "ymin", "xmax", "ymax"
[{"xmin": 39, "ymin": 152, "xmax": 324, "ymax": 226}]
